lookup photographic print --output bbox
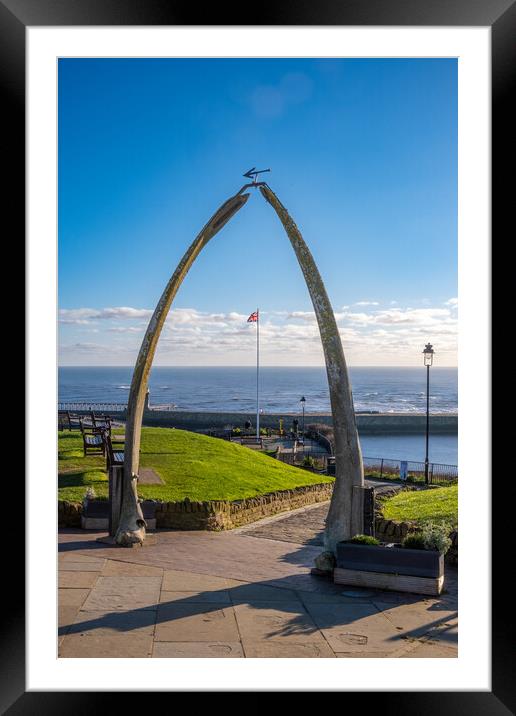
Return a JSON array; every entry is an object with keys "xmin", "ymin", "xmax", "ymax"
[
  {"xmin": 57, "ymin": 56, "xmax": 458, "ymax": 659},
  {"xmin": 0, "ymin": 0, "xmax": 503, "ymax": 701}
]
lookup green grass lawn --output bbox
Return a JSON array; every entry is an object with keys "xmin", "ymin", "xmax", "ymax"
[
  {"xmin": 381, "ymin": 484, "xmax": 458, "ymax": 529},
  {"xmin": 364, "ymin": 470, "xmax": 427, "ymax": 484},
  {"xmin": 58, "ymin": 427, "xmax": 333, "ymax": 503}
]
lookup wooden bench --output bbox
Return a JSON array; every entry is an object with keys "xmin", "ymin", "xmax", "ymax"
[
  {"xmin": 208, "ymin": 430, "xmax": 232, "ymax": 441},
  {"xmin": 102, "ymin": 430, "xmax": 125, "ymax": 470},
  {"xmin": 58, "ymin": 410, "xmax": 69, "ymax": 431},
  {"xmin": 79, "ymin": 417, "xmax": 105, "ymax": 457},
  {"xmin": 94, "ymin": 413, "xmax": 126, "ymax": 442},
  {"xmin": 58, "ymin": 410, "xmax": 82, "ymax": 431},
  {"xmin": 91, "ymin": 413, "xmax": 114, "ymax": 432},
  {"xmin": 240, "ymin": 436, "xmax": 263, "ymax": 448}
]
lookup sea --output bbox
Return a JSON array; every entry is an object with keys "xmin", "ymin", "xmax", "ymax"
[{"xmin": 58, "ymin": 366, "xmax": 458, "ymax": 465}]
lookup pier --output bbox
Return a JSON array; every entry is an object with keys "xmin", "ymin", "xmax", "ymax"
[{"xmin": 58, "ymin": 403, "xmax": 457, "ymax": 435}]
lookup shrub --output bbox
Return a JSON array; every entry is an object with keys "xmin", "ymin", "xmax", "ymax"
[
  {"xmin": 403, "ymin": 522, "xmax": 452, "ymax": 554},
  {"xmin": 307, "ymin": 423, "xmax": 334, "ymax": 446},
  {"xmin": 402, "ymin": 532, "xmax": 426, "ymax": 550},
  {"xmin": 349, "ymin": 534, "xmax": 380, "ymax": 546},
  {"xmin": 421, "ymin": 522, "xmax": 452, "ymax": 553},
  {"xmin": 82, "ymin": 486, "xmax": 96, "ymax": 506},
  {"xmin": 303, "ymin": 455, "xmax": 316, "ymax": 467},
  {"xmin": 232, "ymin": 427, "xmax": 241, "ymax": 435}
]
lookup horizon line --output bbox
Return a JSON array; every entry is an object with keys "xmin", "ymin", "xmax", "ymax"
[{"xmin": 58, "ymin": 364, "xmax": 458, "ymax": 369}]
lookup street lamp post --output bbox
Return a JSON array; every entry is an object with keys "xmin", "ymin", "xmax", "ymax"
[
  {"xmin": 423, "ymin": 343, "xmax": 435, "ymax": 484},
  {"xmin": 300, "ymin": 396, "xmax": 306, "ymax": 436}
]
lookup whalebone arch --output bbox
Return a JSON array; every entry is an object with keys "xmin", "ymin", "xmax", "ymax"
[{"xmin": 116, "ymin": 184, "xmax": 364, "ymax": 557}]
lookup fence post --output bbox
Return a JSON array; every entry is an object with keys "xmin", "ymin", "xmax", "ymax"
[
  {"xmin": 352, "ymin": 485, "xmax": 365, "ymax": 537},
  {"xmin": 109, "ymin": 466, "xmax": 124, "ymax": 537},
  {"xmin": 362, "ymin": 486, "xmax": 376, "ymax": 536},
  {"xmin": 380, "ymin": 458, "xmax": 384, "ymax": 479}
]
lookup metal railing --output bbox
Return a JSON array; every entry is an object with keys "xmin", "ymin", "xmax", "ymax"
[
  {"xmin": 58, "ymin": 401, "xmax": 180, "ymax": 412},
  {"xmin": 58, "ymin": 402, "xmax": 128, "ymax": 412},
  {"xmin": 275, "ymin": 438, "xmax": 329, "ymax": 470},
  {"xmin": 306, "ymin": 430, "xmax": 333, "ymax": 454},
  {"xmin": 306, "ymin": 429, "xmax": 457, "ymax": 484},
  {"xmin": 277, "ymin": 450, "xmax": 457, "ymax": 483},
  {"xmin": 362, "ymin": 456, "xmax": 457, "ymax": 484}
]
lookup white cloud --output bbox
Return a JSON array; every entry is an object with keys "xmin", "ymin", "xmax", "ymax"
[
  {"xmin": 343, "ymin": 307, "xmax": 455, "ymax": 327},
  {"xmin": 287, "ymin": 311, "xmax": 316, "ymax": 322},
  {"xmin": 59, "ymin": 301, "xmax": 457, "ymax": 366},
  {"xmin": 106, "ymin": 326, "xmax": 142, "ymax": 333},
  {"xmin": 59, "ymin": 307, "xmax": 152, "ymax": 323},
  {"xmin": 60, "ymin": 342, "xmax": 112, "ymax": 353},
  {"xmin": 101, "ymin": 307, "xmax": 153, "ymax": 319},
  {"xmin": 354, "ymin": 301, "xmax": 380, "ymax": 306},
  {"xmin": 59, "ymin": 318, "xmax": 94, "ymax": 325}
]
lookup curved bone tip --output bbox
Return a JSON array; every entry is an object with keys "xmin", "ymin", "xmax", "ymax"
[
  {"xmin": 259, "ymin": 185, "xmax": 274, "ymax": 202},
  {"xmin": 115, "ymin": 527, "xmax": 146, "ymax": 547}
]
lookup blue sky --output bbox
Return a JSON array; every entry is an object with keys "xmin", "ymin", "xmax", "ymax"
[{"xmin": 58, "ymin": 58, "xmax": 457, "ymax": 366}]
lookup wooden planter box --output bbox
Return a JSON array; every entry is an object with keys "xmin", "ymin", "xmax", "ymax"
[{"xmin": 334, "ymin": 542, "xmax": 444, "ymax": 596}]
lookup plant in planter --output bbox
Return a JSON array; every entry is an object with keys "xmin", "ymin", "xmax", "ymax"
[
  {"xmin": 82, "ymin": 486, "xmax": 96, "ymax": 509},
  {"xmin": 349, "ymin": 534, "xmax": 380, "ymax": 546},
  {"xmin": 84, "ymin": 486, "xmax": 96, "ymax": 500},
  {"xmin": 334, "ymin": 523, "xmax": 447, "ymax": 596},
  {"xmin": 403, "ymin": 522, "xmax": 452, "ymax": 554}
]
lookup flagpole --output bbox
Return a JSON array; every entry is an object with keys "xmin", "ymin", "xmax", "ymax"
[{"xmin": 256, "ymin": 308, "xmax": 260, "ymax": 441}]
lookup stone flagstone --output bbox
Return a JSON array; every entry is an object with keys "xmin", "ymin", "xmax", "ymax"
[
  {"xmin": 58, "ymin": 588, "xmax": 91, "ymax": 607},
  {"xmin": 58, "ymin": 512, "xmax": 458, "ymax": 659},
  {"xmin": 155, "ymin": 604, "xmax": 240, "ymax": 643},
  {"xmin": 81, "ymin": 576, "xmax": 161, "ymax": 611},
  {"xmin": 234, "ymin": 601, "xmax": 324, "ymax": 643},
  {"xmin": 152, "ymin": 641, "xmax": 244, "ymax": 658},
  {"xmin": 304, "ymin": 602, "xmax": 404, "ymax": 655},
  {"xmin": 59, "ymin": 571, "xmax": 100, "ymax": 589},
  {"xmin": 59, "ymin": 609, "xmax": 156, "ymax": 658},
  {"xmin": 243, "ymin": 641, "xmax": 335, "ymax": 658}
]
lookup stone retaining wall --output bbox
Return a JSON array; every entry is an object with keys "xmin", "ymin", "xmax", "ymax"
[
  {"xmin": 58, "ymin": 500, "xmax": 82, "ymax": 528},
  {"xmin": 374, "ymin": 517, "xmax": 458, "ymax": 562},
  {"xmin": 58, "ymin": 482, "xmax": 334, "ymax": 531},
  {"xmin": 154, "ymin": 483, "xmax": 334, "ymax": 530}
]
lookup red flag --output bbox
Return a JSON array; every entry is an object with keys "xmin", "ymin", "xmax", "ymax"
[{"xmin": 247, "ymin": 310, "xmax": 259, "ymax": 323}]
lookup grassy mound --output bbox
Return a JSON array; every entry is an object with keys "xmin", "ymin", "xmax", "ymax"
[
  {"xmin": 58, "ymin": 427, "xmax": 333, "ymax": 503},
  {"xmin": 381, "ymin": 484, "xmax": 458, "ymax": 529}
]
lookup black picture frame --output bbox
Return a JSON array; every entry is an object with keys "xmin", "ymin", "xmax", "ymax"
[{"xmin": 3, "ymin": 0, "xmax": 507, "ymax": 709}]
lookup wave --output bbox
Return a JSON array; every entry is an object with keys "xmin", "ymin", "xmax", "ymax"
[{"xmin": 60, "ymin": 366, "xmax": 458, "ymax": 414}]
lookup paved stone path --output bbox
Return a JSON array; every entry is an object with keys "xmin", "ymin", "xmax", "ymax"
[
  {"xmin": 236, "ymin": 479, "xmax": 401, "ymax": 547},
  {"xmin": 58, "ymin": 502, "xmax": 457, "ymax": 658},
  {"xmin": 137, "ymin": 468, "xmax": 164, "ymax": 485},
  {"xmin": 237, "ymin": 502, "xmax": 329, "ymax": 546}
]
